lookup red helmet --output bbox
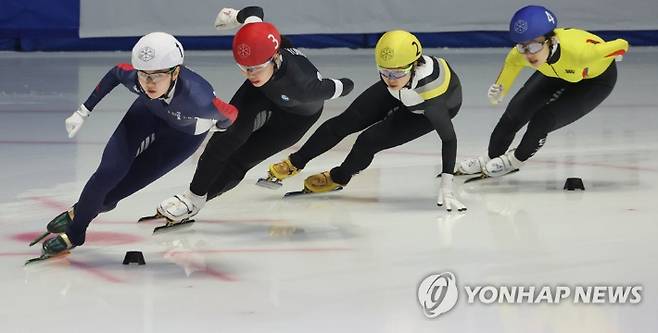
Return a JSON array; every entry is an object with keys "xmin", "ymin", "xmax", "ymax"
[{"xmin": 232, "ymin": 22, "xmax": 281, "ymax": 67}]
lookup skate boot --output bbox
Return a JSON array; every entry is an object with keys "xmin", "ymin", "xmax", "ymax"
[
  {"xmin": 25, "ymin": 233, "xmax": 74, "ymax": 265},
  {"xmin": 303, "ymin": 171, "xmax": 344, "ymax": 193},
  {"xmin": 139, "ymin": 190, "xmax": 204, "ymax": 233},
  {"xmin": 42, "ymin": 233, "xmax": 74, "ymax": 255},
  {"xmin": 483, "ymin": 150, "xmax": 523, "ymax": 177},
  {"xmin": 257, "ymin": 158, "xmax": 301, "ymax": 189},
  {"xmin": 157, "ymin": 190, "xmax": 205, "ymax": 222},
  {"xmin": 455, "ymin": 156, "xmax": 490, "ymax": 176},
  {"xmin": 29, "ymin": 208, "xmax": 74, "ymax": 246}
]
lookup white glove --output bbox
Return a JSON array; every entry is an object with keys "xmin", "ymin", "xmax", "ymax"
[
  {"xmin": 487, "ymin": 83, "xmax": 504, "ymax": 105},
  {"xmin": 65, "ymin": 104, "xmax": 90, "ymax": 138},
  {"xmin": 193, "ymin": 118, "xmax": 228, "ymax": 135},
  {"xmin": 158, "ymin": 190, "xmax": 207, "ymax": 222},
  {"xmin": 437, "ymin": 173, "xmax": 467, "ymax": 212},
  {"xmin": 214, "ymin": 8, "xmax": 240, "ymax": 30}
]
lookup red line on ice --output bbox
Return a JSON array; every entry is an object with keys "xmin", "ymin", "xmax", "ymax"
[{"xmin": 68, "ymin": 259, "xmax": 125, "ymax": 283}]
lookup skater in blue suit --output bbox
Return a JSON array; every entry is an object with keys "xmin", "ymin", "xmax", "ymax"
[{"xmin": 28, "ymin": 32, "xmax": 237, "ymax": 261}]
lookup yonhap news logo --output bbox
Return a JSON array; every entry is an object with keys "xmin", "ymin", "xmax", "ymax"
[
  {"xmin": 417, "ymin": 272, "xmax": 642, "ymax": 319},
  {"xmin": 417, "ymin": 272, "xmax": 459, "ymax": 318}
]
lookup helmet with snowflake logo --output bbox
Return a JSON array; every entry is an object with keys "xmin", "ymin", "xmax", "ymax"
[
  {"xmin": 509, "ymin": 5, "xmax": 557, "ymax": 43},
  {"xmin": 131, "ymin": 32, "xmax": 184, "ymax": 71},
  {"xmin": 232, "ymin": 22, "xmax": 281, "ymax": 67},
  {"xmin": 375, "ymin": 30, "xmax": 422, "ymax": 69}
]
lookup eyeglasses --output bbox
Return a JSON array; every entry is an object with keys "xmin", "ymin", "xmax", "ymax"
[
  {"xmin": 237, "ymin": 58, "xmax": 274, "ymax": 73},
  {"xmin": 516, "ymin": 40, "xmax": 549, "ymax": 54},
  {"xmin": 378, "ymin": 64, "xmax": 413, "ymax": 80},
  {"xmin": 137, "ymin": 67, "xmax": 175, "ymax": 83}
]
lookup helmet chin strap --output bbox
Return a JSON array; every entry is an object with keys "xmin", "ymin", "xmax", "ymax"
[
  {"xmin": 160, "ymin": 66, "xmax": 179, "ymax": 100},
  {"xmin": 135, "ymin": 79, "xmax": 146, "ymax": 95},
  {"xmin": 271, "ymin": 53, "xmax": 282, "ymax": 77},
  {"xmin": 405, "ymin": 62, "xmax": 418, "ymax": 89},
  {"xmin": 160, "ymin": 76, "xmax": 177, "ymax": 100},
  {"xmin": 545, "ymin": 37, "xmax": 559, "ymax": 63}
]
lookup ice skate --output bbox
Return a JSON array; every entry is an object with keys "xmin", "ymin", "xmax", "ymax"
[
  {"xmin": 29, "ymin": 208, "xmax": 74, "ymax": 246},
  {"xmin": 483, "ymin": 150, "xmax": 523, "ymax": 177},
  {"xmin": 152, "ymin": 217, "xmax": 196, "ymax": 234},
  {"xmin": 464, "ymin": 169, "xmax": 520, "ymax": 183},
  {"xmin": 141, "ymin": 190, "xmax": 204, "ymax": 233},
  {"xmin": 25, "ymin": 233, "xmax": 74, "ymax": 265},
  {"xmin": 456, "ymin": 156, "xmax": 490, "ymax": 176},
  {"xmin": 256, "ymin": 158, "xmax": 301, "ymax": 189},
  {"xmin": 284, "ymin": 171, "xmax": 344, "ymax": 197},
  {"xmin": 138, "ymin": 211, "xmax": 196, "ymax": 233},
  {"xmin": 465, "ymin": 150, "xmax": 522, "ymax": 183}
]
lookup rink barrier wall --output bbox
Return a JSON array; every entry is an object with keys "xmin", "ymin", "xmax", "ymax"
[{"xmin": 3, "ymin": 31, "xmax": 658, "ymax": 51}]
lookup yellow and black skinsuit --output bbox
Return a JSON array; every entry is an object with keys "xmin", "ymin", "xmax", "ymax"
[
  {"xmin": 287, "ymin": 55, "xmax": 462, "ymax": 186},
  {"xmin": 488, "ymin": 28, "xmax": 628, "ymax": 161}
]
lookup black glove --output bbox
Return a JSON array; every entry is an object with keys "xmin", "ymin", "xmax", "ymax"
[{"xmin": 339, "ymin": 78, "xmax": 354, "ymax": 97}]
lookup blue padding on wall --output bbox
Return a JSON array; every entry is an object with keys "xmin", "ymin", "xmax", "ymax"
[
  {"xmin": 3, "ymin": 30, "xmax": 658, "ymax": 51},
  {"xmin": 0, "ymin": 0, "xmax": 79, "ymax": 51},
  {"xmin": 0, "ymin": 39, "xmax": 18, "ymax": 50},
  {"xmin": 0, "ymin": 0, "xmax": 79, "ymax": 38}
]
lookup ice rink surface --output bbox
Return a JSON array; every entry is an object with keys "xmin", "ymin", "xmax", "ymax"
[{"xmin": 1, "ymin": 47, "xmax": 657, "ymax": 332}]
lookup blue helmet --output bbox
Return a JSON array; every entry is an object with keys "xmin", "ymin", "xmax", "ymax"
[{"xmin": 509, "ymin": 5, "xmax": 557, "ymax": 43}]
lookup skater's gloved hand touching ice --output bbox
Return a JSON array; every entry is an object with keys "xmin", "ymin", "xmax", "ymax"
[
  {"xmin": 157, "ymin": 190, "xmax": 207, "ymax": 222},
  {"xmin": 65, "ymin": 104, "xmax": 90, "ymax": 138},
  {"xmin": 487, "ymin": 83, "xmax": 504, "ymax": 105},
  {"xmin": 437, "ymin": 173, "xmax": 467, "ymax": 212}
]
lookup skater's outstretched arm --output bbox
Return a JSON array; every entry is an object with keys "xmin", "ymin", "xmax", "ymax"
[
  {"xmin": 424, "ymin": 106, "xmax": 457, "ymax": 175},
  {"xmin": 83, "ymin": 64, "xmax": 141, "ymax": 111},
  {"xmin": 167, "ymin": 68, "xmax": 238, "ymax": 134},
  {"xmin": 64, "ymin": 64, "xmax": 141, "ymax": 138},
  {"xmin": 491, "ymin": 49, "xmax": 526, "ymax": 102},
  {"xmin": 288, "ymin": 71, "xmax": 354, "ymax": 103}
]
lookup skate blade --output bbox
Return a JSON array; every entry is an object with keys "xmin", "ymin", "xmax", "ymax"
[
  {"xmin": 255, "ymin": 178, "xmax": 283, "ymax": 189},
  {"xmin": 28, "ymin": 231, "xmax": 51, "ymax": 247},
  {"xmin": 437, "ymin": 170, "xmax": 480, "ymax": 177},
  {"xmin": 138, "ymin": 212, "xmax": 165, "ymax": 223},
  {"xmin": 24, "ymin": 251, "xmax": 70, "ymax": 266},
  {"xmin": 283, "ymin": 187, "xmax": 343, "ymax": 198},
  {"xmin": 463, "ymin": 169, "xmax": 519, "ymax": 184},
  {"xmin": 152, "ymin": 219, "xmax": 195, "ymax": 234}
]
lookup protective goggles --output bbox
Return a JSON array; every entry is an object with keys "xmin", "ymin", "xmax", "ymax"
[
  {"xmin": 516, "ymin": 40, "xmax": 549, "ymax": 54},
  {"xmin": 378, "ymin": 64, "xmax": 413, "ymax": 80},
  {"xmin": 137, "ymin": 67, "xmax": 176, "ymax": 83},
  {"xmin": 236, "ymin": 58, "xmax": 274, "ymax": 73}
]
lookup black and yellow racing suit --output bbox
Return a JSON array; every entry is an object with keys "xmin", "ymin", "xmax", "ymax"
[{"xmin": 488, "ymin": 28, "xmax": 629, "ymax": 161}]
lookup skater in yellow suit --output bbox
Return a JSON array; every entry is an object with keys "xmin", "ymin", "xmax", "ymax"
[{"xmin": 458, "ymin": 5, "xmax": 629, "ymax": 177}]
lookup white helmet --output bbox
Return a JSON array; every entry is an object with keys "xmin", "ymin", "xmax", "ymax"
[{"xmin": 131, "ymin": 32, "xmax": 184, "ymax": 71}]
